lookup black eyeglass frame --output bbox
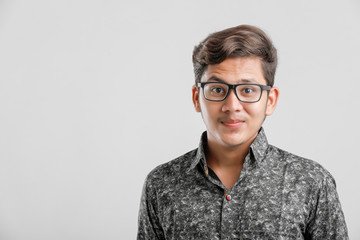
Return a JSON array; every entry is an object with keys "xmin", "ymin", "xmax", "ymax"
[{"xmin": 197, "ymin": 82, "xmax": 272, "ymax": 103}]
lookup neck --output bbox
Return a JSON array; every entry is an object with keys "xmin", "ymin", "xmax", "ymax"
[
  {"xmin": 206, "ymin": 136, "xmax": 255, "ymax": 169},
  {"xmin": 205, "ymin": 135, "xmax": 256, "ymax": 190}
]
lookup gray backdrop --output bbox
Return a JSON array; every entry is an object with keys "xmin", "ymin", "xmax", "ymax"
[{"xmin": 0, "ymin": 0, "xmax": 359, "ymax": 239}]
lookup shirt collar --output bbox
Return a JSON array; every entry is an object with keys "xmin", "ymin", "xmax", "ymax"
[
  {"xmin": 189, "ymin": 127, "xmax": 269, "ymax": 171},
  {"xmin": 189, "ymin": 131, "xmax": 208, "ymax": 171},
  {"xmin": 250, "ymin": 127, "xmax": 269, "ymax": 163}
]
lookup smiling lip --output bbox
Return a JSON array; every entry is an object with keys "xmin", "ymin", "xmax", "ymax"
[{"xmin": 221, "ymin": 119, "xmax": 245, "ymax": 128}]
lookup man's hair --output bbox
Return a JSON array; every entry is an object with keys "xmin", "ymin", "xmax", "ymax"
[{"xmin": 192, "ymin": 25, "xmax": 277, "ymax": 86}]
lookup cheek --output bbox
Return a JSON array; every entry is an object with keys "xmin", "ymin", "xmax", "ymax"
[
  {"xmin": 245, "ymin": 102, "xmax": 267, "ymax": 118},
  {"xmin": 199, "ymin": 101, "xmax": 219, "ymax": 122},
  {"xmin": 200, "ymin": 103, "xmax": 211, "ymax": 120}
]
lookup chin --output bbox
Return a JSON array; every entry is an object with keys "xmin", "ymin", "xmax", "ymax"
[{"xmin": 219, "ymin": 134, "xmax": 245, "ymax": 148}]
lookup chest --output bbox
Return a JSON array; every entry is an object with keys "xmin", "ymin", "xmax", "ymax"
[{"xmin": 156, "ymin": 170, "xmax": 313, "ymax": 239}]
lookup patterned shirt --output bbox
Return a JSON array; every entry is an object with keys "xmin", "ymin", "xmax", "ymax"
[{"xmin": 137, "ymin": 128, "xmax": 348, "ymax": 239}]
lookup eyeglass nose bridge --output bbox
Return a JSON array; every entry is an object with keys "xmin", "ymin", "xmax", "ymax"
[{"xmin": 224, "ymin": 84, "xmax": 240, "ymax": 101}]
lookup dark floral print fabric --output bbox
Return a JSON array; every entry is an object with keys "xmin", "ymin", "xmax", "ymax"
[{"xmin": 137, "ymin": 128, "xmax": 348, "ymax": 239}]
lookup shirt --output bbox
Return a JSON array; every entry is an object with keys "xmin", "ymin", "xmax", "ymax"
[{"xmin": 137, "ymin": 128, "xmax": 348, "ymax": 240}]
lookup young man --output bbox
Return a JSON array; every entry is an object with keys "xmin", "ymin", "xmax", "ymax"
[{"xmin": 137, "ymin": 25, "xmax": 348, "ymax": 239}]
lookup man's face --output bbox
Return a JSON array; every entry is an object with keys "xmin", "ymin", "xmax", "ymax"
[{"xmin": 192, "ymin": 57, "xmax": 279, "ymax": 148}]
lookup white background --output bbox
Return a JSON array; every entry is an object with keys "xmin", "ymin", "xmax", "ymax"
[{"xmin": 0, "ymin": 0, "xmax": 359, "ymax": 239}]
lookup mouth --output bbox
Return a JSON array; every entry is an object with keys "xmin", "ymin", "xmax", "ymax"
[{"xmin": 220, "ymin": 119, "xmax": 245, "ymax": 128}]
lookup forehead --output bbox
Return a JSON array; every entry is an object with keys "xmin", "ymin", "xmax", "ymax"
[{"xmin": 202, "ymin": 57, "xmax": 266, "ymax": 85}]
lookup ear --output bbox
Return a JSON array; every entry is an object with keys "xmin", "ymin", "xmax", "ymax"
[
  {"xmin": 265, "ymin": 87, "xmax": 279, "ymax": 116},
  {"xmin": 192, "ymin": 85, "xmax": 201, "ymax": 112}
]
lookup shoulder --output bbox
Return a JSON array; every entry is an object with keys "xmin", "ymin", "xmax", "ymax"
[
  {"xmin": 143, "ymin": 149, "xmax": 198, "ymax": 190},
  {"xmin": 267, "ymin": 144, "xmax": 336, "ymax": 187},
  {"xmin": 265, "ymin": 146, "xmax": 347, "ymax": 237}
]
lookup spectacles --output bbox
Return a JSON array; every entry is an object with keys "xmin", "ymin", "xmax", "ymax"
[{"xmin": 197, "ymin": 82, "xmax": 271, "ymax": 103}]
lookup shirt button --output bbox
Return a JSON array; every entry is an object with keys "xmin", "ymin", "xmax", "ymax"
[{"xmin": 226, "ymin": 194, "xmax": 232, "ymax": 201}]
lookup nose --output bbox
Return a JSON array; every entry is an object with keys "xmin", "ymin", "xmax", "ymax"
[{"xmin": 221, "ymin": 89, "xmax": 244, "ymax": 113}]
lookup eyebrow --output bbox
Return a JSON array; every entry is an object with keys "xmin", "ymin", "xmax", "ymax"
[
  {"xmin": 207, "ymin": 76, "xmax": 256, "ymax": 84},
  {"xmin": 206, "ymin": 76, "xmax": 226, "ymax": 83}
]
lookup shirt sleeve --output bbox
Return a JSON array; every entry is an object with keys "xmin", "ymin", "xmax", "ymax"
[
  {"xmin": 305, "ymin": 175, "xmax": 348, "ymax": 240},
  {"xmin": 137, "ymin": 175, "xmax": 165, "ymax": 240}
]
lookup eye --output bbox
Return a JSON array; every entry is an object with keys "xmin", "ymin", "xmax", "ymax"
[
  {"xmin": 237, "ymin": 85, "xmax": 259, "ymax": 96},
  {"xmin": 212, "ymin": 87, "xmax": 225, "ymax": 94},
  {"xmin": 243, "ymin": 87, "xmax": 254, "ymax": 94}
]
